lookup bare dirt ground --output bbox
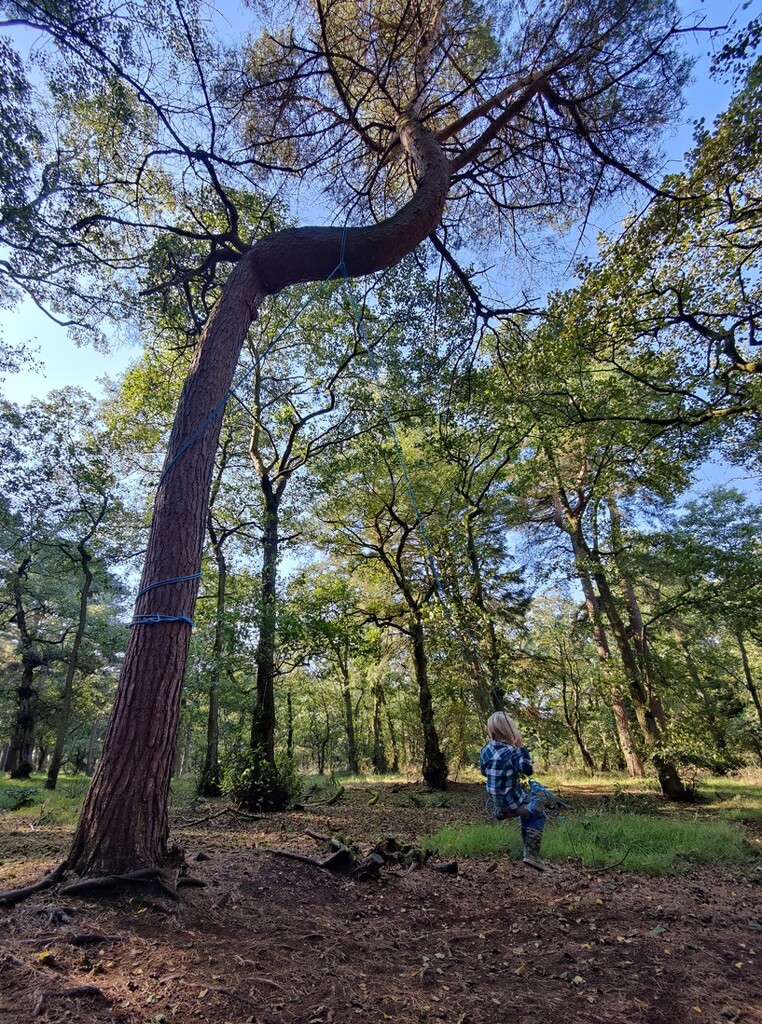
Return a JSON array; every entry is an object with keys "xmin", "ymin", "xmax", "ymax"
[{"xmin": 1, "ymin": 781, "xmax": 761, "ymax": 1024}]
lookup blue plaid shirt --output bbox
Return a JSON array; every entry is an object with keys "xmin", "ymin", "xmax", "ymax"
[{"xmin": 480, "ymin": 740, "xmax": 533, "ymax": 811}]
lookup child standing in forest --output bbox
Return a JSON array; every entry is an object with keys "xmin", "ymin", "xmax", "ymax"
[{"xmin": 480, "ymin": 711, "xmax": 547, "ymax": 870}]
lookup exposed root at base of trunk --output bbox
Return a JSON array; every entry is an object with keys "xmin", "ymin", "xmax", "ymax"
[
  {"xmin": 0, "ymin": 862, "xmax": 68, "ymax": 907},
  {"xmin": 0, "ymin": 863, "xmax": 207, "ymax": 907}
]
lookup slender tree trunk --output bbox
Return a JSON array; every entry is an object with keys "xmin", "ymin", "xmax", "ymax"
[
  {"xmin": 568, "ymin": 521, "xmax": 644, "ymax": 776},
  {"xmin": 338, "ymin": 649, "xmax": 359, "ymax": 774},
  {"xmin": 677, "ymin": 633, "xmax": 730, "ymax": 755},
  {"xmin": 608, "ymin": 499, "xmax": 670, "ymax": 732},
  {"xmin": 464, "ymin": 512, "xmax": 502, "ymax": 712},
  {"xmin": 383, "ymin": 691, "xmax": 401, "ymax": 772},
  {"xmin": 559, "ymin": 494, "xmax": 686, "ymax": 799},
  {"xmin": 46, "ymin": 544, "xmax": 94, "ymax": 791},
  {"xmin": 609, "ymin": 687, "xmax": 644, "ymax": 776},
  {"xmin": 9, "ymin": 554, "xmax": 40, "ymax": 780},
  {"xmin": 590, "ymin": 554, "xmax": 687, "ymax": 799},
  {"xmin": 559, "ymin": 657, "xmax": 597, "ymax": 771},
  {"xmin": 286, "ymin": 685, "xmax": 294, "ymax": 760},
  {"xmin": 737, "ymin": 631, "xmax": 762, "ymax": 729},
  {"xmin": 371, "ymin": 677, "xmax": 388, "ymax": 774},
  {"xmin": 85, "ymin": 721, "xmax": 100, "ymax": 776},
  {"xmin": 68, "ymin": 120, "xmax": 450, "ymax": 876},
  {"xmin": 248, "ymin": 482, "xmax": 279, "ymax": 790},
  {"xmin": 410, "ymin": 615, "xmax": 448, "ymax": 790},
  {"xmin": 199, "ymin": 538, "xmax": 227, "ymax": 796}
]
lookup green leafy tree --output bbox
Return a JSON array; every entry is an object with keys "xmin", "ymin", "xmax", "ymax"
[{"xmin": 1, "ymin": 0, "xmax": 696, "ymax": 873}]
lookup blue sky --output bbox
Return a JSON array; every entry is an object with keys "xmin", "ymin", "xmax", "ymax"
[{"xmin": 0, "ymin": 0, "xmax": 751, "ymax": 406}]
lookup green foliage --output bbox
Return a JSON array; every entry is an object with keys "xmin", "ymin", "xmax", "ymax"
[
  {"xmin": 0, "ymin": 774, "xmax": 89, "ymax": 824},
  {"xmin": 222, "ymin": 746, "xmax": 303, "ymax": 812},
  {"xmin": 0, "ymin": 783, "xmax": 38, "ymax": 811},
  {"xmin": 700, "ymin": 773, "xmax": 762, "ymax": 824},
  {"xmin": 596, "ymin": 786, "xmax": 663, "ymax": 816}
]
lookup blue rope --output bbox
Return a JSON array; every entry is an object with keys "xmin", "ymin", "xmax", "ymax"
[
  {"xmin": 129, "ymin": 613, "xmax": 195, "ymax": 627},
  {"xmin": 135, "ymin": 572, "xmax": 202, "ymax": 601}
]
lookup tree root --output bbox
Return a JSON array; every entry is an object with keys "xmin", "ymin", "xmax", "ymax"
[
  {"xmin": 0, "ymin": 860, "xmax": 209, "ymax": 908},
  {"xmin": 176, "ymin": 875, "xmax": 207, "ymax": 888},
  {"xmin": 33, "ymin": 984, "xmax": 108, "ymax": 1016},
  {"xmin": 67, "ymin": 931, "xmax": 124, "ymax": 946},
  {"xmin": 0, "ymin": 862, "xmax": 68, "ymax": 907},
  {"xmin": 59, "ymin": 868, "xmax": 179, "ymax": 900},
  {"xmin": 303, "ymin": 785, "xmax": 346, "ymax": 808}
]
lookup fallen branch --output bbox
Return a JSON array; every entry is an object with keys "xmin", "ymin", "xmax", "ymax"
[
  {"xmin": 305, "ymin": 827, "xmax": 331, "ymax": 844},
  {"xmin": 0, "ymin": 862, "xmax": 68, "ymax": 908},
  {"xmin": 267, "ymin": 844, "xmax": 356, "ymax": 876},
  {"xmin": 161, "ymin": 975, "xmax": 282, "ymax": 1005},
  {"xmin": 178, "ymin": 806, "xmax": 265, "ymax": 827},
  {"xmin": 304, "ymin": 785, "xmax": 346, "ymax": 808}
]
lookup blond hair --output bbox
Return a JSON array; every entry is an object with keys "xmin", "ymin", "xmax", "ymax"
[{"xmin": 486, "ymin": 711, "xmax": 521, "ymax": 745}]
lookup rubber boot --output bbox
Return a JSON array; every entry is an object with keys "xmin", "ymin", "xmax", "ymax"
[{"xmin": 522, "ymin": 827, "xmax": 545, "ymax": 871}]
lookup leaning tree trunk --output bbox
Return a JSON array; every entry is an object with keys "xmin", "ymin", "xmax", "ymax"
[
  {"xmin": 67, "ymin": 119, "xmax": 451, "ymax": 877},
  {"xmin": 560, "ymin": 510, "xmax": 687, "ymax": 800},
  {"xmin": 410, "ymin": 614, "xmax": 448, "ymax": 790},
  {"xmin": 590, "ymin": 559, "xmax": 689, "ymax": 800}
]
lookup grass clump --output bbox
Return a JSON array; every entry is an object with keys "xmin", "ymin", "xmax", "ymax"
[{"xmin": 423, "ymin": 813, "xmax": 755, "ymax": 876}]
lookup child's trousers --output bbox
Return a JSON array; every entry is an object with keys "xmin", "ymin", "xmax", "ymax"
[
  {"xmin": 494, "ymin": 801, "xmax": 546, "ymax": 836},
  {"xmin": 517, "ymin": 801, "xmax": 547, "ymax": 838}
]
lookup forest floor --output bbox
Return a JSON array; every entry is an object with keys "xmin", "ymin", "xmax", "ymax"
[{"xmin": 0, "ymin": 778, "xmax": 761, "ymax": 1024}]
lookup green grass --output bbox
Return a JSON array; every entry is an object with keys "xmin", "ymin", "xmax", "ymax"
[
  {"xmin": 0, "ymin": 773, "xmax": 90, "ymax": 825},
  {"xmin": 422, "ymin": 812, "xmax": 757, "ymax": 876},
  {"xmin": 698, "ymin": 774, "xmax": 762, "ymax": 824}
]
